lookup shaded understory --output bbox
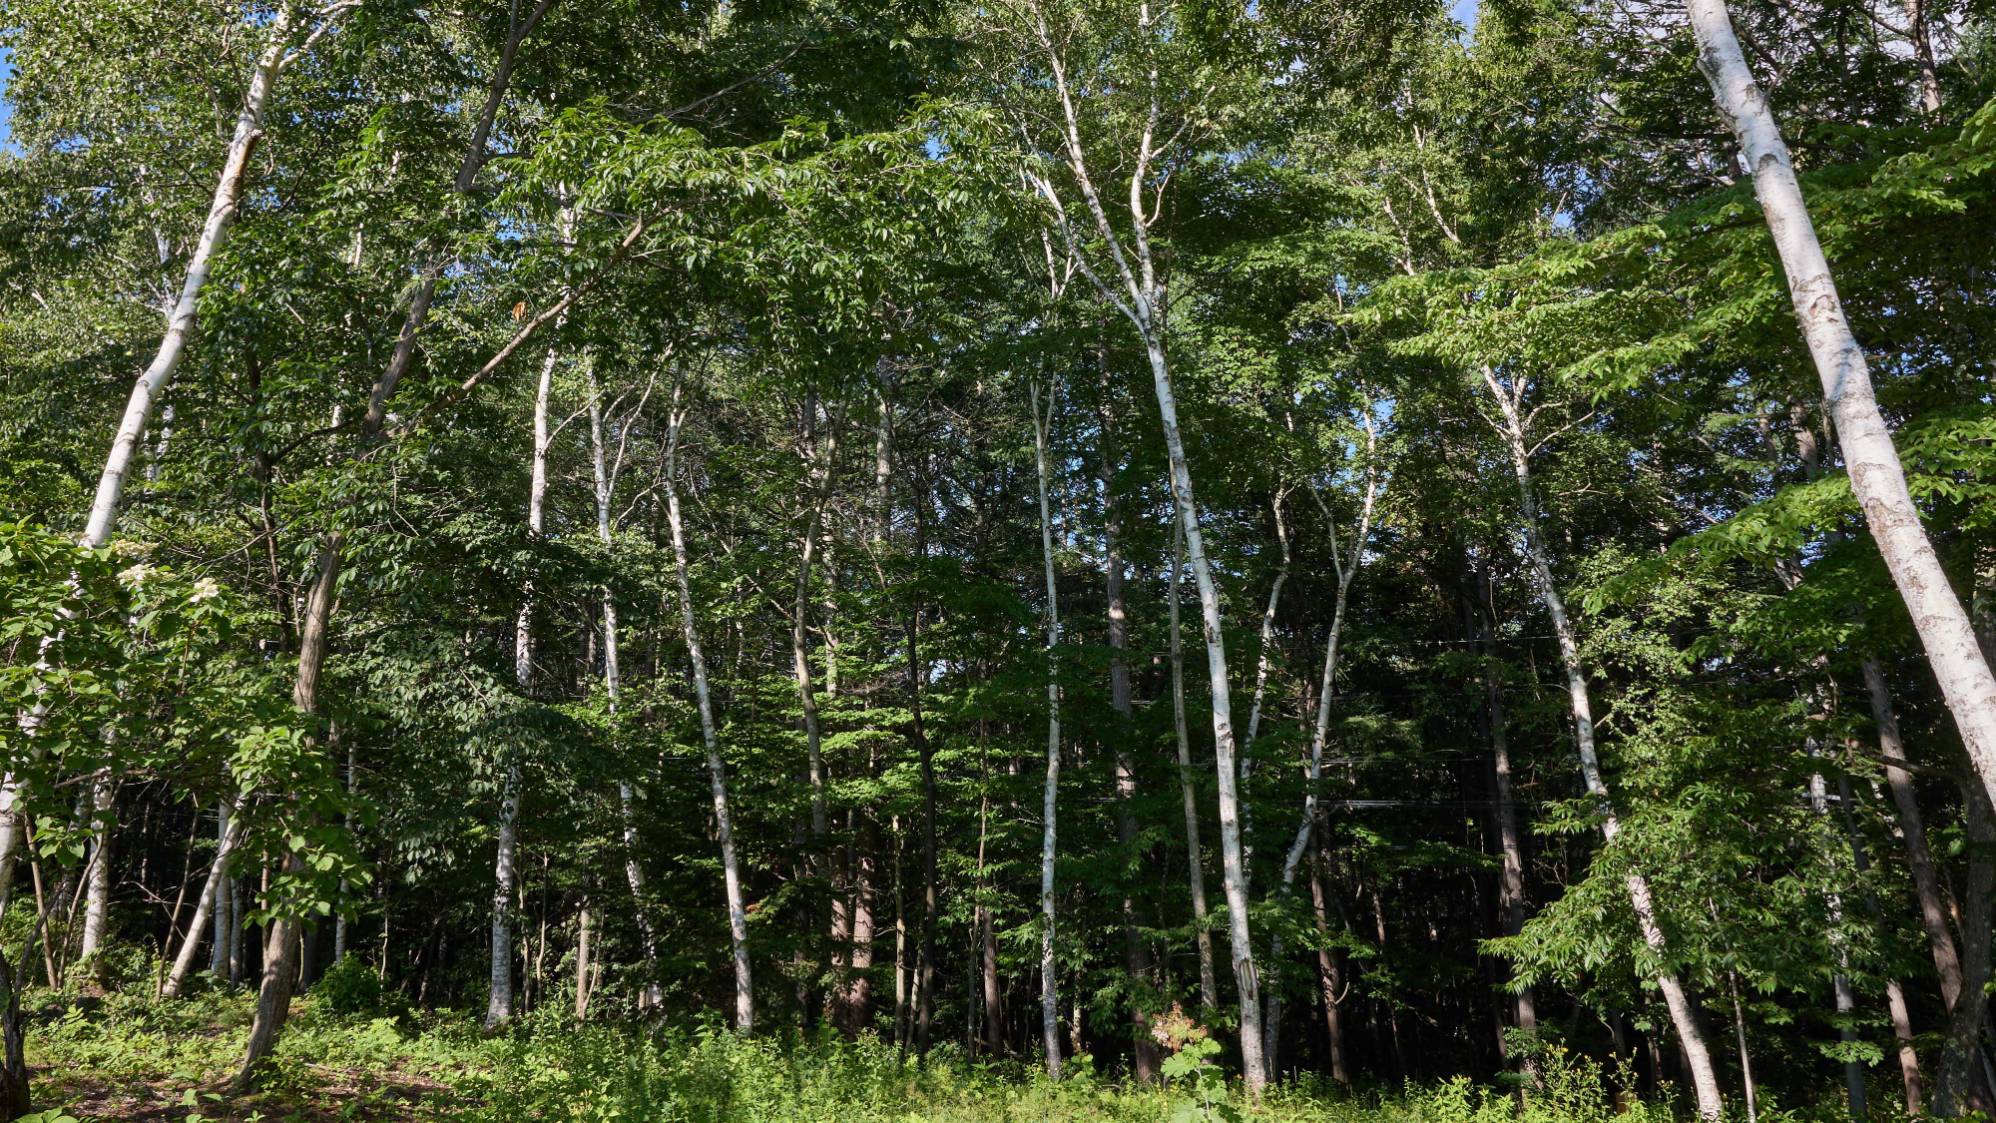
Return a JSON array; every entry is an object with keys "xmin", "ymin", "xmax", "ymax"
[{"xmin": 21, "ymin": 982, "xmax": 1863, "ymax": 1123}]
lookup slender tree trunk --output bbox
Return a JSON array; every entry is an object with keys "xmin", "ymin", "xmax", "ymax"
[
  {"xmin": 910, "ymin": 612, "xmax": 939, "ymax": 1055},
  {"xmin": 1865, "ymin": 659, "xmax": 1965, "ymax": 1009},
  {"xmin": 1728, "ymin": 972, "xmax": 1759, "ymax": 1123},
  {"xmin": 334, "ymin": 740, "xmax": 353, "ymax": 965},
  {"xmin": 1482, "ymin": 368, "xmax": 1725, "ymax": 1120},
  {"xmin": 1480, "ymin": 567, "xmax": 1538, "ymax": 1051},
  {"xmin": 80, "ymin": 3, "xmax": 313, "ymax": 549},
  {"xmin": 1238, "ymin": 493, "xmax": 1292, "ymax": 893},
  {"xmin": 980, "ymin": 900, "xmax": 1003, "ymax": 1055},
  {"xmin": 1936, "ymin": 784, "xmax": 1995, "ymax": 1115},
  {"xmin": 77, "ymin": 773, "xmax": 115, "ymax": 969},
  {"xmin": 1309, "ymin": 847, "xmax": 1350, "ymax": 1086},
  {"xmin": 662, "ymin": 390, "xmax": 754, "ymax": 1032},
  {"xmin": 1094, "ymin": 367, "xmax": 1159, "ymax": 1082},
  {"xmin": 574, "ymin": 906, "xmax": 593, "ymax": 1020},
  {"xmin": 1168, "ymin": 522, "xmax": 1220, "ymax": 1012},
  {"xmin": 1030, "ymin": 380, "xmax": 1064, "ymax": 1078},
  {"xmin": 487, "ymin": 341, "xmax": 558, "ymax": 1031},
  {"xmin": 586, "ymin": 365, "xmax": 663, "ymax": 1008},
  {"xmin": 164, "ymin": 799, "xmax": 244, "ymax": 998},
  {"xmin": 1140, "ymin": 330, "xmax": 1267, "ymax": 1087},
  {"xmin": 210, "ymin": 801, "xmax": 232, "ymax": 978},
  {"xmin": 1689, "ymin": 0, "xmax": 1996, "ymax": 814}
]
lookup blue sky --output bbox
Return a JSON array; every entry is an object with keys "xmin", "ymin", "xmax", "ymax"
[{"xmin": 0, "ymin": 46, "xmax": 13, "ymax": 153}]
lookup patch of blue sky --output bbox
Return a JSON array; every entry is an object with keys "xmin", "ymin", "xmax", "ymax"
[{"xmin": 0, "ymin": 45, "xmax": 14, "ymax": 154}]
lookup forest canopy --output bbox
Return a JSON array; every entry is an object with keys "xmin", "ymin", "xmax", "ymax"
[{"xmin": 2, "ymin": 0, "xmax": 1996, "ymax": 1119}]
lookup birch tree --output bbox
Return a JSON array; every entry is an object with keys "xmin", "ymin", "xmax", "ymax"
[
  {"xmin": 997, "ymin": 0, "xmax": 1269, "ymax": 1082},
  {"xmin": 1687, "ymin": 0, "xmax": 1996, "ymax": 815},
  {"xmin": 1479, "ymin": 365, "xmax": 1726, "ymax": 1121},
  {"xmin": 662, "ymin": 379, "xmax": 754, "ymax": 1033}
]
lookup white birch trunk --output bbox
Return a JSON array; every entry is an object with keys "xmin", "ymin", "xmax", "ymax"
[
  {"xmin": 487, "ymin": 342, "xmax": 557, "ymax": 1030},
  {"xmin": 209, "ymin": 800, "xmax": 231, "ymax": 978},
  {"xmin": 1688, "ymin": 0, "xmax": 1996, "ymax": 813},
  {"xmin": 165, "ymin": 798, "xmax": 245, "ymax": 998},
  {"xmin": 81, "ymin": 3, "xmax": 312, "ymax": 549},
  {"xmin": 1169, "ymin": 521, "xmax": 1220, "ymax": 1013},
  {"xmin": 78, "ymin": 774, "xmax": 115, "ymax": 965},
  {"xmin": 1016, "ymin": 0, "xmax": 1263, "ymax": 1079},
  {"xmin": 662, "ymin": 388, "xmax": 754, "ymax": 1033},
  {"xmin": 1266, "ymin": 424, "xmax": 1378, "ymax": 1084},
  {"xmin": 586, "ymin": 364, "xmax": 663, "ymax": 1008},
  {"xmin": 1030, "ymin": 380, "xmax": 1063, "ymax": 1078},
  {"xmin": 1482, "ymin": 368, "xmax": 1725, "ymax": 1120}
]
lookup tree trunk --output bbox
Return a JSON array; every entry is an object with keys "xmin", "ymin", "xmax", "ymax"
[
  {"xmin": 1865, "ymin": 659, "xmax": 1965, "ymax": 1009},
  {"xmin": 663, "ymin": 391, "xmax": 754, "ymax": 1032},
  {"xmin": 1688, "ymin": 0, "xmax": 1996, "ymax": 814},
  {"xmin": 210, "ymin": 801, "xmax": 232, "ymax": 979},
  {"xmin": 81, "ymin": 3, "xmax": 312, "ymax": 549},
  {"xmin": 0, "ymin": 946, "xmax": 29, "ymax": 1119},
  {"xmin": 1239, "ymin": 493, "xmax": 1292, "ymax": 894},
  {"xmin": 488, "ymin": 340, "xmax": 558, "ymax": 1031},
  {"xmin": 1141, "ymin": 331, "xmax": 1267, "ymax": 1088},
  {"xmin": 574, "ymin": 906, "xmax": 593, "ymax": 1020},
  {"xmin": 1482, "ymin": 368, "xmax": 1725, "ymax": 1120},
  {"xmin": 586, "ymin": 366, "xmax": 663, "ymax": 1008},
  {"xmin": 1887, "ymin": 977, "xmax": 1924, "ymax": 1116},
  {"xmin": 1309, "ymin": 847, "xmax": 1350, "ymax": 1086},
  {"xmin": 1480, "ymin": 567, "xmax": 1538, "ymax": 1050},
  {"xmin": 1168, "ymin": 522, "xmax": 1220, "ymax": 1012},
  {"xmin": 1267, "ymin": 424, "xmax": 1379, "ymax": 1085},
  {"xmin": 1094, "ymin": 368, "xmax": 1159, "ymax": 1082},
  {"xmin": 1935, "ymin": 783, "xmax": 1995, "ymax": 1115},
  {"xmin": 1030, "ymin": 380, "xmax": 1064, "ymax": 1078},
  {"xmin": 1729, "ymin": 973, "xmax": 1759, "ymax": 1123},
  {"xmin": 911, "ymin": 613, "xmax": 939, "ymax": 1056},
  {"xmin": 77, "ymin": 773, "xmax": 115, "ymax": 970},
  {"xmin": 163, "ymin": 799, "xmax": 244, "ymax": 998},
  {"xmin": 235, "ymin": 528, "xmax": 338, "ymax": 1090}
]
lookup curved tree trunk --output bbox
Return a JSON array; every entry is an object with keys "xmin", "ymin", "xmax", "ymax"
[
  {"xmin": 1688, "ymin": 0, "xmax": 1996, "ymax": 815},
  {"xmin": 663, "ymin": 389, "xmax": 754, "ymax": 1032},
  {"xmin": 81, "ymin": 2, "xmax": 317, "ymax": 549},
  {"xmin": 163, "ymin": 799, "xmax": 244, "ymax": 998},
  {"xmin": 1482, "ymin": 367, "xmax": 1725, "ymax": 1120}
]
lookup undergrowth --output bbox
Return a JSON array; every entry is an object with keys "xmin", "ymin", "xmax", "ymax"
[{"xmin": 20, "ymin": 975, "xmax": 1857, "ymax": 1123}]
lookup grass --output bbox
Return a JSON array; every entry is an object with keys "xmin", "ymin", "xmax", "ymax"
[{"xmin": 18, "ymin": 978, "xmax": 1848, "ymax": 1123}]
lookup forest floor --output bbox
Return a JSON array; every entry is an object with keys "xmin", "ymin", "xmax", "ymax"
[{"xmin": 18, "ymin": 980, "xmax": 1816, "ymax": 1123}]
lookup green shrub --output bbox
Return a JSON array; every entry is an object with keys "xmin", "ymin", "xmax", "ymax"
[{"xmin": 311, "ymin": 955, "xmax": 404, "ymax": 1022}]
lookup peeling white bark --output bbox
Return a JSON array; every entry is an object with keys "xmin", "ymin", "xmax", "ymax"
[
  {"xmin": 1688, "ymin": 0, "xmax": 1996, "ymax": 814},
  {"xmin": 663, "ymin": 384, "xmax": 754, "ymax": 1033}
]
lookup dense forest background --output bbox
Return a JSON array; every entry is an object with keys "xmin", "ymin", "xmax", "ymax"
[{"xmin": 3, "ymin": 0, "xmax": 1996, "ymax": 1118}]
